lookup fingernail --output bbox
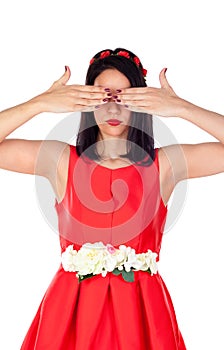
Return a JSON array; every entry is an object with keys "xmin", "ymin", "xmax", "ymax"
[
  {"xmin": 113, "ymin": 95, "xmax": 118, "ymax": 99},
  {"xmin": 116, "ymin": 99, "xmax": 121, "ymax": 103},
  {"xmin": 107, "ymin": 93, "xmax": 112, "ymax": 97},
  {"xmin": 103, "ymin": 98, "xmax": 109, "ymax": 102},
  {"xmin": 124, "ymin": 104, "xmax": 129, "ymax": 108},
  {"xmin": 65, "ymin": 66, "xmax": 68, "ymax": 72},
  {"xmin": 116, "ymin": 89, "xmax": 122, "ymax": 93},
  {"xmin": 104, "ymin": 88, "xmax": 111, "ymax": 92},
  {"xmin": 95, "ymin": 105, "xmax": 100, "ymax": 109},
  {"xmin": 164, "ymin": 68, "xmax": 167, "ymax": 73}
]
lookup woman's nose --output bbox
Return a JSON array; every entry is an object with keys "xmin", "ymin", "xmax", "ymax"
[{"xmin": 106, "ymin": 101, "xmax": 121, "ymax": 114}]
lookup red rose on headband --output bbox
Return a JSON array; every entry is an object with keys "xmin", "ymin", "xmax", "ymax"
[
  {"xmin": 142, "ymin": 68, "xmax": 147, "ymax": 77},
  {"xmin": 117, "ymin": 51, "xmax": 130, "ymax": 59},
  {"xmin": 133, "ymin": 56, "xmax": 140, "ymax": 66},
  {"xmin": 89, "ymin": 58, "xmax": 95, "ymax": 65},
  {"xmin": 100, "ymin": 50, "xmax": 111, "ymax": 59}
]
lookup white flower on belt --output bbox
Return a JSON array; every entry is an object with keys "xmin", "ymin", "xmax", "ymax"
[{"xmin": 61, "ymin": 242, "xmax": 158, "ymax": 283}]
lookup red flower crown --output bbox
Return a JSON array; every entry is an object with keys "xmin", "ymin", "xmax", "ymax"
[{"xmin": 89, "ymin": 50, "xmax": 147, "ymax": 78}]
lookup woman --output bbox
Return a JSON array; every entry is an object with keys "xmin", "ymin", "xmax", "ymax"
[{"xmin": 0, "ymin": 48, "xmax": 223, "ymax": 349}]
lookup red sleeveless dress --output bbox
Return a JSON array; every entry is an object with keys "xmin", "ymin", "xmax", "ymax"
[{"xmin": 21, "ymin": 145, "xmax": 186, "ymax": 350}]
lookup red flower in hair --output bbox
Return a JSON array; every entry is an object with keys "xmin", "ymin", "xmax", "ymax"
[
  {"xmin": 133, "ymin": 56, "xmax": 140, "ymax": 66},
  {"xmin": 117, "ymin": 50, "xmax": 130, "ymax": 59},
  {"xmin": 142, "ymin": 68, "xmax": 147, "ymax": 77},
  {"xmin": 89, "ymin": 50, "xmax": 147, "ymax": 77},
  {"xmin": 100, "ymin": 50, "xmax": 111, "ymax": 59}
]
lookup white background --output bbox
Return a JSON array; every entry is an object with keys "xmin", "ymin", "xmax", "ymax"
[{"xmin": 0, "ymin": 0, "xmax": 223, "ymax": 349}]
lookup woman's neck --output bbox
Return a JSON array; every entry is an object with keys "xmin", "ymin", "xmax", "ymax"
[{"xmin": 96, "ymin": 136, "xmax": 128, "ymax": 159}]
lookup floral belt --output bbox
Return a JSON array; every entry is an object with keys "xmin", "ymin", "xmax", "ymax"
[{"xmin": 61, "ymin": 242, "xmax": 158, "ymax": 283}]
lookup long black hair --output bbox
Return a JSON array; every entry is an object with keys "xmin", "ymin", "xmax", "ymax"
[{"xmin": 76, "ymin": 48, "xmax": 155, "ymax": 166}]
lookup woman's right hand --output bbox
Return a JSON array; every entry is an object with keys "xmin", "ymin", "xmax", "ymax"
[{"xmin": 33, "ymin": 66, "xmax": 109, "ymax": 113}]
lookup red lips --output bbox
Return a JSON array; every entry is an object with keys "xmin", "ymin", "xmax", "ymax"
[{"xmin": 106, "ymin": 119, "xmax": 122, "ymax": 126}]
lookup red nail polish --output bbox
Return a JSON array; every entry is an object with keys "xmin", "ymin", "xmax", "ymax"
[
  {"xmin": 164, "ymin": 68, "xmax": 167, "ymax": 73},
  {"xmin": 116, "ymin": 89, "xmax": 122, "ymax": 93},
  {"xmin": 104, "ymin": 88, "xmax": 111, "ymax": 92},
  {"xmin": 103, "ymin": 98, "xmax": 109, "ymax": 102},
  {"xmin": 116, "ymin": 99, "xmax": 121, "ymax": 103},
  {"xmin": 65, "ymin": 66, "xmax": 68, "ymax": 72}
]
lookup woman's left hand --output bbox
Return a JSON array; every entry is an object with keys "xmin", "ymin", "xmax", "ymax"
[{"xmin": 115, "ymin": 68, "xmax": 184, "ymax": 117}]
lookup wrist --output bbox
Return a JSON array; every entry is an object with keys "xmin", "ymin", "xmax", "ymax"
[
  {"xmin": 175, "ymin": 98, "xmax": 201, "ymax": 120},
  {"xmin": 28, "ymin": 93, "xmax": 50, "ymax": 114}
]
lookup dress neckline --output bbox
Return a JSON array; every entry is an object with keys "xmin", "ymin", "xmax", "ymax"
[
  {"xmin": 92, "ymin": 161, "xmax": 135, "ymax": 171},
  {"xmin": 88, "ymin": 149, "xmax": 157, "ymax": 171},
  {"xmin": 75, "ymin": 146, "xmax": 135, "ymax": 171}
]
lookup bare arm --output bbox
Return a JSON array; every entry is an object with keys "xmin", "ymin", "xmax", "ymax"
[
  {"xmin": 160, "ymin": 74, "xmax": 224, "ymax": 181},
  {"xmin": 177, "ymin": 101, "xmax": 224, "ymax": 145},
  {"xmin": 117, "ymin": 69, "xmax": 224, "ymax": 182},
  {"xmin": 0, "ymin": 66, "xmax": 108, "ymax": 178},
  {"xmin": 159, "ymin": 142, "xmax": 224, "ymax": 184}
]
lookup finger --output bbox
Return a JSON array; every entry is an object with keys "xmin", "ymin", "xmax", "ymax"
[
  {"xmin": 56, "ymin": 65, "xmax": 71, "ymax": 85},
  {"xmin": 117, "ymin": 99, "xmax": 152, "ymax": 108},
  {"xmin": 49, "ymin": 66, "xmax": 71, "ymax": 90},
  {"xmin": 72, "ymin": 102, "xmax": 110, "ymax": 112},
  {"xmin": 123, "ymin": 105, "xmax": 149, "ymax": 113},
  {"xmin": 115, "ymin": 99, "xmax": 152, "ymax": 112},
  {"xmin": 76, "ymin": 84, "xmax": 114, "ymax": 94},
  {"xmin": 71, "ymin": 89, "xmax": 110, "ymax": 100},
  {"xmin": 115, "ymin": 87, "xmax": 149, "ymax": 95},
  {"xmin": 71, "ymin": 96, "xmax": 109, "ymax": 107},
  {"xmin": 67, "ymin": 103, "xmax": 103, "ymax": 113},
  {"xmin": 114, "ymin": 88, "xmax": 158, "ymax": 105},
  {"xmin": 81, "ymin": 105, "xmax": 103, "ymax": 112},
  {"xmin": 72, "ymin": 105, "xmax": 96, "ymax": 112},
  {"xmin": 114, "ymin": 91, "xmax": 157, "ymax": 103},
  {"xmin": 159, "ymin": 68, "xmax": 172, "ymax": 90}
]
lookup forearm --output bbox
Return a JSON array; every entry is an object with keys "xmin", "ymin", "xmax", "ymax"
[
  {"xmin": 0, "ymin": 96, "xmax": 44, "ymax": 143},
  {"xmin": 177, "ymin": 99, "xmax": 224, "ymax": 144}
]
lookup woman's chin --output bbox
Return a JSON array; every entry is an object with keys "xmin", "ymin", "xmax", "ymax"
[{"xmin": 98, "ymin": 126, "xmax": 128, "ymax": 139}]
